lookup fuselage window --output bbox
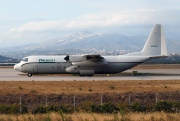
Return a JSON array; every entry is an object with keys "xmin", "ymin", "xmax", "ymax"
[
  {"xmin": 25, "ymin": 58, "xmax": 28, "ymax": 62},
  {"xmin": 22, "ymin": 58, "xmax": 28, "ymax": 62}
]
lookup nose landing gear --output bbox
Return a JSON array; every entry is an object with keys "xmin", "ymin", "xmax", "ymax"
[{"xmin": 27, "ymin": 73, "xmax": 32, "ymax": 77}]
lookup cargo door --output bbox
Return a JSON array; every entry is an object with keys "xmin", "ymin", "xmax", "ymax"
[{"xmin": 33, "ymin": 66, "xmax": 38, "ymax": 73}]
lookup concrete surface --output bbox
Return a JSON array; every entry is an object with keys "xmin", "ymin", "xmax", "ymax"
[{"xmin": 0, "ymin": 68, "xmax": 180, "ymax": 81}]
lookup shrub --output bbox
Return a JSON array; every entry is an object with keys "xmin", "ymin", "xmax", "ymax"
[
  {"xmin": 59, "ymin": 104, "xmax": 74, "ymax": 114},
  {"xmin": 19, "ymin": 86, "xmax": 23, "ymax": 90},
  {"xmin": 155, "ymin": 101, "xmax": 174, "ymax": 113},
  {"xmin": 91, "ymin": 105, "xmax": 103, "ymax": 113},
  {"xmin": 47, "ymin": 105, "xmax": 59, "ymax": 112},
  {"xmin": 78, "ymin": 87, "xmax": 82, "ymax": 91},
  {"xmin": 21, "ymin": 105, "xmax": 28, "ymax": 114},
  {"xmin": 32, "ymin": 106, "xmax": 48, "ymax": 114},
  {"xmin": 91, "ymin": 103, "xmax": 119, "ymax": 113},
  {"xmin": 130, "ymin": 102, "xmax": 146, "ymax": 112},
  {"xmin": 32, "ymin": 104, "xmax": 74, "ymax": 114},
  {"xmin": 102, "ymin": 103, "xmax": 119, "ymax": 113},
  {"xmin": 88, "ymin": 88, "xmax": 92, "ymax": 92},
  {"xmin": 118, "ymin": 103, "xmax": 130, "ymax": 113},
  {"xmin": 172, "ymin": 102, "xmax": 180, "ymax": 112},
  {"xmin": 109, "ymin": 85, "xmax": 115, "ymax": 90},
  {"xmin": 0, "ymin": 104, "xmax": 27, "ymax": 114},
  {"xmin": 80, "ymin": 102, "xmax": 93, "ymax": 112}
]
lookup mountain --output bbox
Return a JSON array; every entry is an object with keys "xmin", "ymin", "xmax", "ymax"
[
  {"xmin": 0, "ymin": 55, "xmax": 15, "ymax": 62},
  {"xmin": 0, "ymin": 32, "xmax": 179, "ymax": 59},
  {"xmin": 34, "ymin": 32, "xmax": 148, "ymax": 51}
]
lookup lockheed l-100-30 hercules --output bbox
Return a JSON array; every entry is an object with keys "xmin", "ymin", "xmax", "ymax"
[{"xmin": 14, "ymin": 24, "xmax": 167, "ymax": 77}]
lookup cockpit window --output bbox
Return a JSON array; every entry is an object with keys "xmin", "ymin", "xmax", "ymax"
[{"xmin": 22, "ymin": 58, "xmax": 28, "ymax": 62}]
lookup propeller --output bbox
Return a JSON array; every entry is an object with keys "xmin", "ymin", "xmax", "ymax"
[{"xmin": 64, "ymin": 55, "xmax": 69, "ymax": 61}]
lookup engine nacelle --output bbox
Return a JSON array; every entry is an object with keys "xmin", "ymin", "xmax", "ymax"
[
  {"xmin": 65, "ymin": 66, "xmax": 94, "ymax": 76},
  {"xmin": 64, "ymin": 55, "xmax": 86, "ymax": 62},
  {"xmin": 65, "ymin": 66, "xmax": 78, "ymax": 73}
]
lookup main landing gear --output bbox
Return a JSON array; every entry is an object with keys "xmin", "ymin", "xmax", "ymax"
[{"xmin": 27, "ymin": 73, "xmax": 32, "ymax": 77}]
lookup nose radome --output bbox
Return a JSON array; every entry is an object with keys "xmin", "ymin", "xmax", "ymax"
[{"xmin": 14, "ymin": 64, "xmax": 21, "ymax": 71}]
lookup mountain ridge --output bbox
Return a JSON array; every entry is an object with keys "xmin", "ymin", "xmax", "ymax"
[{"xmin": 0, "ymin": 32, "xmax": 179, "ymax": 59}]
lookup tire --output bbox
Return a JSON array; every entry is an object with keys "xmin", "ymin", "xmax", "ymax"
[{"xmin": 27, "ymin": 73, "xmax": 32, "ymax": 77}]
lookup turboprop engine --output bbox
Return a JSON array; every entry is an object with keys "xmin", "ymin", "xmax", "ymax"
[
  {"xmin": 65, "ymin": 61, "xmax": 107, "ymax": 76},
  {"xmin": 64, "ymin": 55, "xmax": 87, "ymax": 62},
  {"xmin": 65, "ymin": 66, "xmax": 94, "ymax": 76},
  {"xmin": 64, "ymin": 54, "xmax": 107, "ymax": 76}
]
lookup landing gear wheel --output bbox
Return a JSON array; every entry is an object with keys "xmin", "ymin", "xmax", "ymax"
[{"xmin": 27, "ymin": 73, "xmax": 32, "ymax": 77}]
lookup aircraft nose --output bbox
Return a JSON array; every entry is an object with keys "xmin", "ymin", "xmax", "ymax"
[{"xmin": 14, "ymin": 63, "xmax": 21, "ymax": 71}]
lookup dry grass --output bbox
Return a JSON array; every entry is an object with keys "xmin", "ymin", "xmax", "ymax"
[
  {"xmin": 0, "ymin": 66, "xmax": 13, "ymax": 68},
  {"xmin": 0, "ymin": 112, "xmax": 179, "ymax": 121},
  {"xmin": 0, "ymin": 80, "xmax": 179, "ymax": 95}
]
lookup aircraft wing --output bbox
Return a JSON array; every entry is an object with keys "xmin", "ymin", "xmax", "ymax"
[
  {"xmin": 64, "ymin": 54, "xmax": 104, "ymax": 62},
  {"xmin": 71, "ymin": 54, "xmax": 107, "ymax": 66},
  {"xmin": 82, "ymin": 54, "xmax": 105, "ymax": 61}
]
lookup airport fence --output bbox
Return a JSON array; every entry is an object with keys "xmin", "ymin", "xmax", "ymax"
[{"xmin": 0, "ymin": 92, "xmax": 179, "ymax": 114}]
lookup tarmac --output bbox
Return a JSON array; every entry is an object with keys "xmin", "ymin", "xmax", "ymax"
[{"xmin": 0, "ymin": 67, "xmax": 180, "ymax": 81}]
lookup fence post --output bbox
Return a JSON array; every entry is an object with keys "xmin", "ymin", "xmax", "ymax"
[
  {"xmin": 74, "ymin": 95, "xmax": 76, "ymax": 111},
  {"xmin": 128, "ymin": 93, "xmax": 131, "ymax": 107},
  {"xmin": 46, "ymin": 95, "xmax": 48, "ymax": 106},
  {"xmin": 156, "ymin": 92, "xmax": 158, "ymax": 103},
  {"xmin": 20, "ymin": 96, "xmax": 21, "ymax": 114},
  {"xmin": 101, "ymin": 94, "xmax": 103, "ymax": 106}
]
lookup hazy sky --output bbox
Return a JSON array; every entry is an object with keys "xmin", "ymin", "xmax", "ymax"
[{"xmin": 0, "ymin": 0, "xmax": 180, "ymax": 47}]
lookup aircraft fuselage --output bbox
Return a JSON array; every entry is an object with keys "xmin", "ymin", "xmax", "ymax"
[
  {"xmin": 14, "ymin": 24, "xmax": 168, "ymax": 77},
  {"xmin": 14, "ymin": 55, "xmax": 149, "ymax": 76}
]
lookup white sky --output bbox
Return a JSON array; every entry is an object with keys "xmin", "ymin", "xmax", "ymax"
[{"xmin": 0, "ymin": 0, "xmax": 180, "ymax": 47}]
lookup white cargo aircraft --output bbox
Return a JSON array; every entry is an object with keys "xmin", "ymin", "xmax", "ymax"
[{"xmin": 14, "ymin": 24, "xmax": 167, "ymax": 77}]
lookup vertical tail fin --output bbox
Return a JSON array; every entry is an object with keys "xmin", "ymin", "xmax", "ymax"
[{"xmin": 141, "ymin": 24, "xmax": 167, "ymax": 56}]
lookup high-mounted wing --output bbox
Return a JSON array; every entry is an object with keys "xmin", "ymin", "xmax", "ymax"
[
  {"xmin": 81, "ymin": 54, "xmax": 104, "ymax": 61},
  {"xmin": 71, "ymin": 54, "xmax": 107, "ymax": 66},
  {"xmin": 65, "ymin": 54, "xmax": 107, "ymax": 74},
  {"xmin": 64, "ymin": 54, "xmax": 105, "ymax": 62}
]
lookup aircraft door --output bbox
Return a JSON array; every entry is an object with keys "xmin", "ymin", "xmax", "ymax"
[
  {"xmin": 57, "ymin": 63, "xmax": 61, "ymax": 70},
  {"xmin": 33, "ymin": 66, "xmax": 38, "ymax": 73}
]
